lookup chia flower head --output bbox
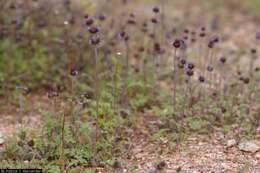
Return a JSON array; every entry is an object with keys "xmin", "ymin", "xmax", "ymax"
[
  {"xmin": 127, "ymin": 18, "xmax": 136, "ymax": 25},
  {"xmin": 243, "ymin": 77, "xmax": 250, "ymax": 84},
  {"xmin": 208, "ymin": 35, "xmax": 219, "ymax": 48},
  {"xmin": 199, "ymin": 32, "xmax": 206, "ymax": 38},
  {"xmin": 153, "ymin": 6, "xmax": 160, "ymax": 13},
  {"xmin": 98, "ymin": 13, "xmax": 106, "ymax": 21},
  {"xmin": 186, "ymin": 69, "xmax": 194, "ymax": 76},
  {"xmin": 251, "ymin": 48, "xmax": 257, "ymax": 54},
  {"xmin": 207, "ymin": 65, "xmax": 214, "ymax": 72},
  {"xmin": 89, "ymin": 36, "xmax": 100, "ymax": 45},
  {"xmin": 183, "ymin": 36, "xmax": 189, "ymax": 40},
  {"xmin": 219, "ymin": 57, "xmax": 226, "ymax": 64},
  {"xmin": 154, "ymin": 42, "xmax": 161, "ymax": 53},
  {"xmin": 180, "ymin": 59, "xmax": 186, "ymax": 65},
  {"xmin": 198, "ymin": 76, "xmax": 205, "ymax": 83},
  {"xmin": 70, "ymin": 68, "xmax": 79, "ymax": 76},
  {"xmin": 173, "ymin": 39, "xmax": 183, "ymax": 49},
  {"xmin": 184, "ymin": 29, "xmax": 189, "ymax": 34},
  {"xmin": 119, "ymin": 31, "xmax": 129, "ymax": 41},
  {"xmin": 201, "ymin": 27, "xmax": 206, "ymax": 31},
  {"xmin": 88, "ymin": 26, "xmax": 100, "ymax": 34},
  {"xmin": 151, "ymin": 18, "xmax": 158, "ymax": 24},
  {"xmin": 85, "ymin": 16, "xmax": 94, "ymax": 26},
  {"xmin": 187, "ymin": 63, "xmax": 195, "ymax": 70}
]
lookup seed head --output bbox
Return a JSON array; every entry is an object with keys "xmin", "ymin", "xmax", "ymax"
[
  {"xmin": 98, "ymin": 13, "xmax": 106, "ymax": 21},
  {"xmin": 127, "ymin": 19, "xmax": 136, "ymax": 25},
  {"xmin": 184, "ymin": 29, "xmax": 189, "ymax": 34},
  {"xmin": 201, "ymin": 27, "xmax": 206, "ymax": 31},
  {"xmin": 199, "ymin": 32, "xmax": 206, "ymax": 37},
  {"xmin": 180, "ymin": 59, "xmax": 186, "ymax": 65},
  {"xmin": 198, "ymin": 76, "xmax": 205, "ymax": 83},
  {"xmin": 186, "ymin": 69, "xmax": 194, "ymax": 76},
  {"xmin": 27, "ymin": 139, "xmax": 34, "ymax": 147},
  {"xmin": 88, "ymin": 26, "xmax": 100, "ymax": 34},
  {"xmin": 151, "ymin": 18, "xmax": 158, "ymax": 24},
  {"xmin": 183, "ymin": 36, "xmax": 189, "ymax": 40},
  {"xmin": 85, "ymin": 17, "xmax": 94, "ymax": 26},
  {"xmin": 154, "ymin": 42, "xmax": 161, "ymax": 52},
  {"xmin": 89, "ymin": 36, "xmax": 100, "ymax": 45},
  {"xmin": 219, "ymin": 57, "xmax": 226, "ymax": 64},
  {"xmin": 207, "ymin": 65, "xmax": 214, "ymax": 72},
  {"xmin": 187, "ymin": 63, "xmax": 195, "ymax": 70},
  {"xmin": 243, "ymin": 77, "xmax": 250, "ymax": 84},
  {"xmin": 70, "ymin": 68, "xmax": 79, "ymax": 76},
  {"xmin": 153, "ymin": 6, "xmax": 160, "ymax": 13},
  {"xmin": 173, "ymin": 39, "xmax": 183, "ymax": 49},
  {"xmin": 119, "ymin": 31, "xmax": 129, "ymax": 41},
  {"xmin": 251, "ymin": 48, "xmax": 257, "ymax": 54}
]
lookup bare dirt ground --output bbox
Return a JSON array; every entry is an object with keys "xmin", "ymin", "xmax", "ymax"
[{"xmin": 127, "ymin": 114, "xmax": 260, "ymax": 173}]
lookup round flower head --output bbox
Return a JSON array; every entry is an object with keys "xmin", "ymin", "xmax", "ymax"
[
  {"xmin": 251, "ymin": 48, "xmax": 257, "ymax": 54},
  {"xmin": 173, "ymin": 39, "xmax": 183, "ymax": 49},
  {"xmin": 207, "ymin": 65, "xmax": 214, "ymax": 72},
  {"xmin": 243, "ymin": 77, "xmax": 250, "ymax": 84},
  {"xmin": 219, "ymin": 57, "xmax": 226, "ymax": 64},
  {"xmin": 153, "ymin": 6, "xmax": 160, "ymax": 13},
  {"xmin": 198, "ymin": 76, "xmax": 205, "ymax": 82},
  {"xmin": 98, "ymin": 13, "xmax": 106, "ymax": 21},
  {"xmin": 85, "ymin": 17, "xmax": 94, "ymax": 26},
  {"xmin": 187, "ymin": 63, "xmax": 195, "ymax": 70},
  {"xmin": 180, "ymin": 59, "xmax": 186, "ymax": 65},
  {"xmin": 88, "ymin": 26, "xmax": 100, "ymax": 34},
  {"xmin": 199, "ymin": 32, "xmax": 206, "ymax": 37},
  {"xmin": 151, "ymin": 18, "xmax": 158, "ymax": 24},
  {"xmin": 70, "ymin": 68, "xmax": 79, "ymax": 76},
  {"xmin": 89, "ymin": 36, "xmax": 100, "ymax": 45},
  {"xmin": 186, "ymin": 69, "xmax": 194, "ymax": 76}
]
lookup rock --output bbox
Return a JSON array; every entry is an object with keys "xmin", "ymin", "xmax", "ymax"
[
  {"xmin": 143, "ymin": 168, "xmax": 157, "ymax": 173},
  {"xmin": 255, "ymin": 152, "xmax": 260, "ymax": 159},
  {"xmin": 0, "ymin": 138, "xmax": 4, "ymax": 145},
  {"xmin": 0, "ymin": 132, "xmax": 4, "ymax": 145},
  {"xmin": 238, "ymin": 140, "xmax": 260, "ymax": 153},
  {"xmin": 226, "ymin": 139, "xmax": 237, "ymax": 148}
]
